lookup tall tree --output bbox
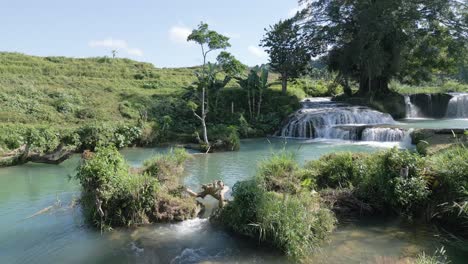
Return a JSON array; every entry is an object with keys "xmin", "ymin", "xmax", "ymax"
[
  {"xmin": 298, "ymin": 0, "xmax": 467, "ymax": 96},
  {"xmin": 187, "ymin": 22, "xmax": 231, "ymax": 146},
  {"xmin": 261, "ymin": 18, "xmax": 310, "ymax": 94}
]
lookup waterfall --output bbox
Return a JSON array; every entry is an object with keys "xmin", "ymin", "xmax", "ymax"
[
  {"xmin": 361, "ymin": 127, "xmax": 408, "ymax": 142},
  {"xmin": 404, "ymin": 95, "xmax": 421, "ymax": 118},
  {"xmin": 446, "ymin": 93, "xmax": 468, "ymax": 118},
  {"xmin": 280, "ymin": 98, "xmax": 396, "ymax": 140}
]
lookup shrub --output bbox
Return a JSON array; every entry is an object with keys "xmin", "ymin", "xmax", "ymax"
[
  {"xmin": 76, "ymin": 146, "xmax": 197, "ymax": 230},
  {"xmin": 257, "ymin": 152, "xmax": 302, "ymax": 194},
  {"xmin": 143, "ymin": 148, "xmax": 189, "ymax": 189},
  {"xmin": 428, "ymin": 146, "xmax": 468, "ymax": 233},
  {"xmin": 355, "ymin": 148, "xmax": 429, "ymax": 214},
  {"xmin": 216, "ymin": 152, "xmax": 336, "ymax": 261},
  {"xmin": 304, "ymin": 152, "xmax": 361, "ymax": 189},
  {"xmin": 139, "ymin": 122, "xmax": 160, "ymax": 146},
  {"xmin": 75, "ymin": 107, "xmax": 96, "ymax": 119},
  {"xmin": 302, "ymin": 148, "xmax": 430, "ymax": 215},
  {"xmin": 207, "ymin": 124, "xmax": 240, "ymax": 151},
  {"xmin": 218, "ymin": 179, "xmax": 335, "ymax": 261},
  {"xmin": 76, "ymin": 123, "xmax": 141, "ymax": 150}
]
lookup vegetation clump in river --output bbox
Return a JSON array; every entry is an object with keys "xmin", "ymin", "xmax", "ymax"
[
  {"xmin": 215, "ymin": 145, "xmax": 467, "ymax": 262},
  {"xmin": 215, "ymin": 153, "xmax": 336, "ymax": 261},
  {"xmin": 302, "ymin": 147, "xmax": 468, "ymax": 236},
  {"xmin": 75, "ymin": 146, "xmax": 199, "ymax": 230}
]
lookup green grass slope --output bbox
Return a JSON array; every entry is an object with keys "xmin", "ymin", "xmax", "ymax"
[{"xmin": 0, "ymin": 52, "xmax": 196, "ymax": 125}]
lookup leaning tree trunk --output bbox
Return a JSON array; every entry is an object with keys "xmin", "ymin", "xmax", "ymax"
[
  {"xmin": 358, "ymin": 75, "xmax": 390, "ymax": 97},
  {"xmin": 281, "ymin": 75, "xmax": 288, "ymax": 95}
]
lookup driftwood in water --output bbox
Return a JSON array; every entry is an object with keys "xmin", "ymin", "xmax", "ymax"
[
  {"xmin": 27, "ymin": 144, "xmax": 75, "ymax": 164},
  {"xmin": 0, "ymin": 144, "xmax": 75, "ymax": 167},
  {"xmin": 185, "ymin": 180, "xmax": 230, "ymax": 208}
]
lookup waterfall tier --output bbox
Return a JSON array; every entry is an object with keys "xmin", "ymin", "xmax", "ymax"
[
  {"xmin": 280, "ymin": 98, "xmax": 401, "ymax": 141},
  {"xmin": 404, "ymin": 93, "xmax": 468, "ymax": 118},
  {"xmin": 361, "ymin": 127, "xmax": 407, "ymax": 142},
  {"xmin": 405, "ymin": 95, "xmax": 422, "ymax": 118},
  {"xmin": 446, "ymin": 93, "xmax": 468, "ymax": 118}
]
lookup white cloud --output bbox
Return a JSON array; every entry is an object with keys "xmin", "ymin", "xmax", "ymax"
[
  {"xmin": 88, "ymin": 38, "xmax": 143, "ymax": 57},
  {"xmin": 127, "ymin": 48, "xmax": 144, "ymax": 57},
  {"xmin": 89, "ymin": 38, "xmax": 128, "ymax": 49},
  {"xmin": 248, "ymin": 45, "xmax": 268, "ymax": 59},
  {"xmin": 169, "ymin": 25, "xmax": 192, "ymax": 44}
]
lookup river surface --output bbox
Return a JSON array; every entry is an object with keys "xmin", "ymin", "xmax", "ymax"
[
  {"xmin": 397, "ymin": 118, "xmax": 468, "ymax": 129},
  {"xmin": 0, "ymin": 138, "xmax": 467, "ymax": 263}
]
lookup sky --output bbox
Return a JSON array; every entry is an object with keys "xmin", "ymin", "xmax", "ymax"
[{"xmin": 0, "ymin": 0, "xmax": 301, "ymax": 67}]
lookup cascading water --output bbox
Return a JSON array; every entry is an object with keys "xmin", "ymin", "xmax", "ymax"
[
  {"xmin": 361, "ymin": 127, "xmax": 407, "ymax": 142},
  {"xmin": 446, "ymin": 93, "xmax": 468, "ymax": 118},
  {"xmin": 280, "ymin": 98, "xmax": 404, "ymax": 142},
  {"xmin": 404, "ymin": 95, "xmax": 422, "ymax": 118}
]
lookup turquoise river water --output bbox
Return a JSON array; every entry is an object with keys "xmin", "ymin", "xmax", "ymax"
[{"xmin": 0, "ymin": 137, "xmax": 467, "ymax": 263}]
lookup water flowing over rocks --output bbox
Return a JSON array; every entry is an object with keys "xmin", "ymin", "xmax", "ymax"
[
  {"xmin": 279, "ymin": 98, "xmax": 410, "ymax": 142},
  {"xmin": 446, "ymin": 93, "xmax": 468, "ymax": 118},
  {"xmin": 405, "ymin": 93, "xmax": 468, "ymax": 119}
]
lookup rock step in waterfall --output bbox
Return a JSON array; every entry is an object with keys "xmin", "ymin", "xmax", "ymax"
[
  {"xmin": 404, "ymin": 93, "xmax": 468, "ymax": 119},
  {"xmin": 279, "ymin": 98, "xmax": 411, "ymax": 142}
]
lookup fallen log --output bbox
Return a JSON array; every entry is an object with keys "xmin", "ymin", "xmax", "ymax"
[{"xmin": 0, "ymin": 144, "xmax": 76, "ymax": 167}]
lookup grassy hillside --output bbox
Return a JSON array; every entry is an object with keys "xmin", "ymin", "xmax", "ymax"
[
  {"xmin": 0, "ymin": 52, "xmax": 303, "ymax": 163},
  {"xmin": 0, "ymin": 52, "xmax": 199, "ymax": 125}
]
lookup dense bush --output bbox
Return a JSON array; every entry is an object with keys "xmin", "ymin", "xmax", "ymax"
[
  {"xmin": 76, "ymin": 123, "xmax": 141, "ymax": 150},
  {"xmin": 256, "ymin": 152, "xmax": 303, "ymax": 193},
  {"xmin": 0, "ymin": 124, "xmax": 78, "ymax": 153},
  {"xmin": 428, "ymin": 146, "xmax": 468, "ymax": 234},
  {"xmin": 75, "ymin": 146, "xmax": 198, "ymax": 230},
  {"xmin": 305, "ymin": 152, "xmax": 362, "ymax": 189},
  {"xmin": 303, "ymin": 148, "xmax": 431, "ymax": 215},
  {"xmin": 205, "ymin": 124, "xmax": 240, "ymax": 151},
  {"xmin": 216, "ymin": 152, "xmax": 336, "ymax": 261},
  {"xmin": 298, "ymin": 79, "xmax": 343, "ymax": 97},
  {"xmin": 218, "ymin": 179, "xmax": 335, "ymax": 261}
]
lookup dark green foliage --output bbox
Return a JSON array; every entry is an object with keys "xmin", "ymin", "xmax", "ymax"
[
  {"xmin": 305, "ymin": 153, "xmax": 362, "ymax": 189},
  {"xmin": 261, "ymin": 18, "xmax": 310, "ymax": 94},
  {"xmin": 304, "ymin": 148, "xmax": 430, "ymax": 215},
  {"xmin": 206, "ymin": 124, "xmax": 240, "ymax": 151},
  {"xmin": 76, "ymin": 123, "xmax": 142, "ymax": 150},
  {"xmin": 301, "ymin": 146, "xmax": 467, "ymax": 232},
  {"xmin": 0, "ymin": 124, "xmax": 77, "ymax": 154},
  {"xmin": 75, "ymin": 146, "xmax": 197, "ymax": 230},
  {"xmin": 428, "ymin": 146, "xmax": 468, "ymax": 234},
  {"xmin": 299, "ymin": 0, "xmax": 467, "ymax": 95}
]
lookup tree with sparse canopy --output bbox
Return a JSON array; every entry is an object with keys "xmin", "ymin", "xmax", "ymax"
[
  {"xmin": 187, "ymin": 22, "xmax": 245, "ymax": 148},
  {"xmin": 187, "ymin": 22, "xmax": 231, "ymax": 146},
  {"xmin": 261, "ymin": 18, "xmax": 310, "ymax": 94},
  {"xmin": 298, "ymin": 0, "xmax": 468, "ymax": 96}
]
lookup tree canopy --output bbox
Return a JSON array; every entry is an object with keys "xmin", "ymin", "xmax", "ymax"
[
  {"xmin": 298, "ymin": 0, "xmax": 468, "ymax": 96},
  {"xmin": 261, "ymin": 18, "xmax": 310, "ymax": 94}
]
